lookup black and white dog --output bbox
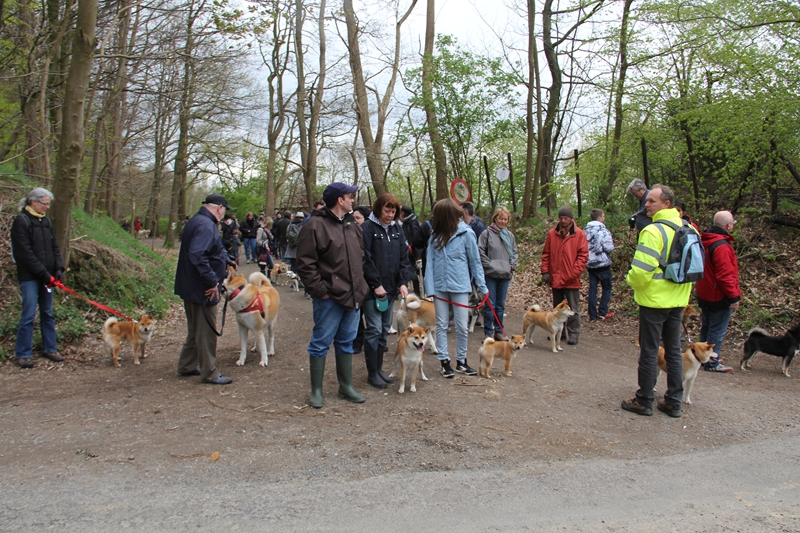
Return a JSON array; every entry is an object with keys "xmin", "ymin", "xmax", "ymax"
[{"xmin": 741, "ymin": 323, "xmax": 800, "ymax": 377}]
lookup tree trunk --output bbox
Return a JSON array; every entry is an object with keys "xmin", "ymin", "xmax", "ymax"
[
  {"xmin": 422, "ymin": 0, "xmax": 448, "ymax": 200},
  {"xmin": 599, "ymin": 0, "xmax": 633, "ymax": 207},
  {"xmin": 343, "ymin": 0, "xmax": 386, "ymax": 195},
  {"xmin": 523, "ymin": 0, "xmax": 540, "ymax": 217},
  {"xmin": 540, "ymin": 0, "xmax": 560, "ymax": 210},
  {"xmin": 51, "ymin": 0, "xmax": 98, "ymax": 264}
]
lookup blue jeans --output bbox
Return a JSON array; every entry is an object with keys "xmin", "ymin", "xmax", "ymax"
[
  {"xmin": 699, "ymin": 306, "xmax": 734, "ymax": 368},
  {"xmin": 362, "ymin": 297, "xmax": 394, "ymax": 355},
  {"xmin": 588, "ymin": 267, "xmax": 613, "ymax": 320},
  {"xmin": 483, "ymin": 277, "xmax": 509, "ymax": 336},
  {"xmin": 308, "ymin": 297, "xmax": 360, "ymax": 358},
  {"xmin": 433, "ymin": 292, "xmax": 469, "ymax": 363},
  {"xmin": 16, "ymin": 280, "xmax": 57, "ymax": 359},
  {"xmin": 243, "ymin": 237, "xmax": 257, "ymax": 261}
]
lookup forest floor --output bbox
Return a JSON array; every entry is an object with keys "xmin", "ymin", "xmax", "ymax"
[{"xmin": 1, "ymin": 258, "xmax": 798, "ymax": 489}]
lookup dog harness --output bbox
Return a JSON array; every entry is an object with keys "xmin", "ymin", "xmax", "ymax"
[{"xmin": 230, "ymin": 285, "xmax": 265, "ymax": 319}]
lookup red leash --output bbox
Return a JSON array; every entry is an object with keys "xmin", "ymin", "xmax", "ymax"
[
  {"xmin": 52, "ymin": 280, "xmax": 137, "ymax": 322},
  {"xmin": 432, "ymin": 292, "xmax": 507, "ymax": 338}
]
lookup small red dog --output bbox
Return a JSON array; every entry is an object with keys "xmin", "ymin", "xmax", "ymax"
[{"xmin": 102, "ymin": 316, "xmax": 155, "ymax": 367}]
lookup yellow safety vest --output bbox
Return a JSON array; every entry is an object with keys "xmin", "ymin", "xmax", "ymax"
[{"xmin": 626, "ymin": 208, "xmax": 693, "ymax": 308}]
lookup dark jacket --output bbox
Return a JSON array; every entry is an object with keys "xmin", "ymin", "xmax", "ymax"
[
  {"xmin": 402, "ymin": 212, "xmax": 423, "ymax": 261},
  {"xmin": 275, "ymin": 217, "xmax": 291, "ymax": 247},
  {"xmin": 175, "ymin": 207, "xmax": 230, "ymax": 304},
  {"xmin": 469, "ymin": 215, "xmax": 486, "ymax": 241},
  {"xmin": 221, "ymin": 219, "xmax": 236, "ymax": 250},
  {"xmin": 296, "ymin": 207, "xmax": 369, "ymax": 310},
  {"xmin": 362, "ymin": 216, "xmax": 413, "ymax": 301},
  {"xmin": 11, "ymin": 210, "xmax": 64, "ymax": 283},
  {"xmin": 240, "ymin": 217, "xmax": 258, "ymax": 239},
  {"xmin": 697, "ymin": 225, "xmax": 740, "ymax": 310},
  {"xmin": 634, "ymin": 191, "xmax": 652, "ymax": 231}
]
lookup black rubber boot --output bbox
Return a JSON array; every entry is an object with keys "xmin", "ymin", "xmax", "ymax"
[
  {"xmin": 377, "ymin": 348, "xmax": 393, "ymax": 384},
  {"xmin": 336, "ymin": 353, "xmax": 365, "ymax": 403},
  {"xmin": 309, "ymin": 356, "xmax": 325, "ymax": 409},
  {"xmin": 364, "ymin": 347, "xmax": 388, "ymax": 388}
]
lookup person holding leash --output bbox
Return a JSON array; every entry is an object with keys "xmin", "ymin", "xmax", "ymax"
[
  {"xmin": 11, "ymin": 187, "xmax": 65, "ymax": 368},
  {"xmin": 478, "ymin": 206, "xmax": 518, "ymax": 341},
  {"xmin": 424, "ymin": 198, "xmax": 488, "ymax": 378},
  {"xmin": 175, "ymin": 194, "xmax": 235, "ymax": 385},
  {"xmin": 296, "ymin": 182, "xmax": 369, "ymax": 408},
  {"xmin": 361, "ymin": 193, "xmax": 413, "ymax": 388}
]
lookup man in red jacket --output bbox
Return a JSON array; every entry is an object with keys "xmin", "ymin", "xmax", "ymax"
[
  {"xmin": 697, "ymin": 210, "xmax": 740, "ymax": 373},
  {"xmin": 541, "ymin": 205, "xmax": 589, "ymax": 345}
]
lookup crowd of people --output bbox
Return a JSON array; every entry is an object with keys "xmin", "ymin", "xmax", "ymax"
[{"xmin": 11, "ymin": 183, "xmax": 743, "ymax": 420}]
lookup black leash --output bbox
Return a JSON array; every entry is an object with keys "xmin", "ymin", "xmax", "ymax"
[{"xmin": 203, "ymin": 285, "xmax": 228, "ymax": 337}]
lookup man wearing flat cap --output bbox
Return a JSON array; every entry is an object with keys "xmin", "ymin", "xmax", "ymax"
[
  {"xmin": 174, "ymin": 193, "xmax": 236, "ymax": 385},
  {"xmin": 541, "ymin": 204, "xmax": 589, "ymax": 345},
  {"xmin": 297, "ymin": 182, "xmax": 369, "ymax": 408}
]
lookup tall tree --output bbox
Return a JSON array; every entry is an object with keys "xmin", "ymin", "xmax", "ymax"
[
  {"xmin": 421, "ymin": 0, "xmax": 447, "ymax": 200},
  {"xmin": 51, "ymin": 0, "xmax": 98, "ymax": 263}
]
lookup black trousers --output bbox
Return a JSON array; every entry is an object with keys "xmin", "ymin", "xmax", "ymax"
[{"xmin": 636, "ymin": 306, "xmax": 683, "ymax": 407}]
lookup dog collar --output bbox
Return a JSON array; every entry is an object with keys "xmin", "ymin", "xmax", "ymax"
[{"xmin": 229, "ymin": 285, "xmax": 246, "ymax": 300}]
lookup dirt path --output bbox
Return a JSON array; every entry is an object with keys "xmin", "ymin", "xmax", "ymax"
[{"xmin": 1, "ymin": 261, "xmax": 798, "ymax": 504}]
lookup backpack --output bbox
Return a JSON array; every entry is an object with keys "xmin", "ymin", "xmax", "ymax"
[
  {"xmin": 286, "ymin": 222, "xmax": 302, "ymax": 247},
  {"xmin": 652, "ymin": 219, "xmax": 705, "ymax": 284}
]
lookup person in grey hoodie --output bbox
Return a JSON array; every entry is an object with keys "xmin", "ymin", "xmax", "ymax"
[
  {"xmin": 477, "ymin": 206, "xmax": 518, "ymax": 341},
  {"xmin": 584, "ymin": 208, "xmax": 615, "ymax": 320}
]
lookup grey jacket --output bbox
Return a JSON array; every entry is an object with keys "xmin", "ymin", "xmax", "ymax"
[
  {"xmin": 477, "ymin": 224, "xmax": 518, "ymax": 280},
  {"xmin": 584, "ymin": 220, "xmax": 614, "ymax": 269}
]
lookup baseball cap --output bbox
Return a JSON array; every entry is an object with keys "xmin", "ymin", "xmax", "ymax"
[
  {"xmin": 202, "ymin": 194, "xmax": 234, "ymax": 211},
  {"xmin": 322, "ymin": 182, "xmax": 359, "ymax": 207}
]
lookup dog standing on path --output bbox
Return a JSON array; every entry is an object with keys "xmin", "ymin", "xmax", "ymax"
[
  {"xmin": 389, "ymin": 325, "xmax": 430, "ymax": 393},
  {"xmin": 102, "ymin": 316, "xmax": 156, "ymax": 367},
  {"xmin": 741, "ymin": 323, "xmax": 800, "ymax": 377},
  {"xmin": 522, "ymin": 300, "xmax": 575, "ymax": 353},
  {"xmin": 479, "ymin": 335, "xmax": 526, "ymax": 377},
  {"xmin": 224, "ymin": 269, "xmax": 280, "ymax": 367}
]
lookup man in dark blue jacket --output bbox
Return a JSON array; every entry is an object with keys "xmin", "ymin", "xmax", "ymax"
[{"xmin": 175, "ymin": 194, "xmax": 235, "ymax": 385}]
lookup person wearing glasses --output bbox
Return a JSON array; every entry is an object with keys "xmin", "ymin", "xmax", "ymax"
[
  {"xmin": 697, "ymin": 211, "xmax": 741, "ymax": 373},
  {"xmin": 11, "ymin": 188, "xmax": 64, "ymax": 368},
  {"xmin": 174, "ymin": 194, "xmax": 236, "ymax": 384}
]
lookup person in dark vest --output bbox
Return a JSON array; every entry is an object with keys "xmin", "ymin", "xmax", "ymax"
[{"xmin": 11, "ymin": 187, "xmax": 65, "ymax": 368}]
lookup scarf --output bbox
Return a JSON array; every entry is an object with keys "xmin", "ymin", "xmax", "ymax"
[
  {"xmin": 25, "ymin": 205, "xmax": 45, "ymax": 219},
  {"xmin": 492, "ymin": 223, "xmax": 513, "ymax": 259}
]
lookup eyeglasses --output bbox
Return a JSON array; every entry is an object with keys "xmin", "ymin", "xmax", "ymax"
[{"xmin": 35, "ymin": 199, "xmax": 51, "ymax": 207}]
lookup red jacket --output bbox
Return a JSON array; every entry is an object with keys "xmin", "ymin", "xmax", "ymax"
[
  {"xmin": 696, "ymin": 226, "xmax": 740, "ymax": 309},
  {"xmin": 541, "ymin": 221, "xmax": 588, "ymax": 289}
]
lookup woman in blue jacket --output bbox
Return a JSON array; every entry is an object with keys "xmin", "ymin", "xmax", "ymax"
[
  {"xmin": 362, "ymin": 194, "xmax": 412, "ymax": 388},
  {"xmin": 424, "ymin": 199, "xmax": 488, "ymax": 378}
]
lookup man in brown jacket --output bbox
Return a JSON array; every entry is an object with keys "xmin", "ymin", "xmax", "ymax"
[
  {"xmin": 541, "ymin": 205, "xmax": 589, "ymax": 345},
  {"xmin": 296, "ymin": 182, "xmax": 369, "ymax": 408}
]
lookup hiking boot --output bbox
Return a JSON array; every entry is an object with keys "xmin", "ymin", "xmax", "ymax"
[
  {"xmin": 494, "ymin": 332, "xmax": 509, "ymax": 342},
  {"xmin": 16, "ymin": 358, "xmax": 34, "ymax": 369},
  {"xmin": 440, "ymin": 359, "xmax": 455, "ymax": 378},
  {"xmin": 455, "ymin": 359, "xmax": 477, "ymax": 376},
  {"xmin": 704, "ymin": 364, "xmax": 733, "ymax": 373},
  {"xmin": 621, "ymin": 397, "xmax": 653, "ymax": 416},
  {"xmin": 567, "ymin": 336, "xmax": 578, "ymax": 345},
  {"xmin": 657, "ymin": 400, "xmax": 682, "ymax": 418}
]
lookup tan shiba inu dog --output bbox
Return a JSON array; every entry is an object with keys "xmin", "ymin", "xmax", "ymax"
[
  {"xmin": 479, "ymin": 335, "xmax": 526, "ymax": 377},
  {"xmin": 102, "ymin": 316, "xmax": 156, "ymax": 367},
  {"xmin": 396, "ymin": 294, "xmax": 438, "ymax": 353},
  {"xmin": 522, "ymin": 300, "xmax": 575, "ymax": 353},
  {"xmin": 657, "ymin": 341, "xmax": 716, "ymax": 404},
  {"xmin": 388, "ymin": 325, "xmax": 430, "ymax": 393},
  {"xmin": 224, "ymin": 269, "xmax": 280, "ymax": 367}
]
